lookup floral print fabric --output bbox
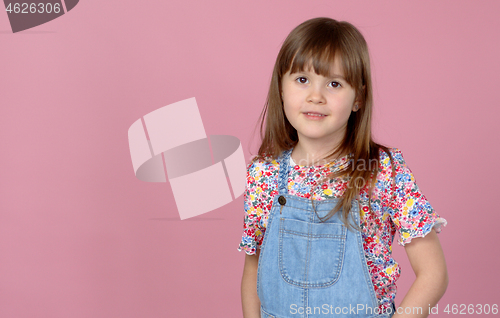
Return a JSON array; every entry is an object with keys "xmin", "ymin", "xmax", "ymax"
[{"xmin": 238, "ymin": 148, "xmax": 446, "ymax": 310}]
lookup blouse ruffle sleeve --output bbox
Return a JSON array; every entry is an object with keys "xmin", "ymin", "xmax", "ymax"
[
  {"xmin": 237, "ymin": 160, "xmax": 266, "ymax": 255},
  {"xmin": 384, "ymin": 149, "xmax": 447, "ymax": 246}
]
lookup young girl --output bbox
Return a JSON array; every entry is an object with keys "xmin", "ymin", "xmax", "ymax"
[{"xmin": 238, "ymin": 18, "xmax": 448, "ymax": 318}]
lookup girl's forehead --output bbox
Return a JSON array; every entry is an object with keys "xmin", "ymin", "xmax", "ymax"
[{"xmin": 292, "ymin": 55, "xmax": 345, "ymax": 77}]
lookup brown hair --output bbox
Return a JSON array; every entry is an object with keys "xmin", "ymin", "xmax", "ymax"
[{"xmin": 252, "ymin": 17, "xmax": 395, "ymax": 228}]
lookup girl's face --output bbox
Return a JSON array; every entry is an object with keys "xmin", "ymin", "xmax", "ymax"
[{"xmin": 281, "ymin": 56, "xmax": 358, "ymax": 150}]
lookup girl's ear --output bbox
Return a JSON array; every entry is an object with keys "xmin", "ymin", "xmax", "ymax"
[
  {"xmin": 352, "ymin": 97, "xmax": 361, "ymax": 112},
  {"xmin": 353, "ymin": 96, "xmax": 363, "ymax": 111},
  {"xmin": 352, "ymin": 85, "xmax": 366, "ymax": 112}
]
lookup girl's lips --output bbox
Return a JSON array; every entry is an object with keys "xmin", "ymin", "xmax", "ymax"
[{"xmin": 303, "ymin": 112, "xmax": 327, "ymax": 120}]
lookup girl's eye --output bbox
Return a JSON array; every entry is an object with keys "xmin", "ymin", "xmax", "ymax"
[
  {"xmin": 293, "ymin": 77, "xmax": 341, "ymax": 87},
  {"xmin": 295, "ymin": 77, "xmax": 308, "ymax": 84},
  {"xmin": 329, "ymin": 81, "xmax": 342, "ymax": 88}
]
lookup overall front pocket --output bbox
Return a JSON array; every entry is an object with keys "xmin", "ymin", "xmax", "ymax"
[{"xmin": 278, "ymin": 218, "xmax": 346, "ymax": 288}]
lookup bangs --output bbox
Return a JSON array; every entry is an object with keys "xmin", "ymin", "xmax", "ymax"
[
  {"xmin": 288, "ymin": 44, "xmax": 339, "ymax": 78},
  {"xmin": 279, "ymin": 23, "xmax": 362, "ymax": 88},
  {"xmin": 286, "ymin": 45, "xmax": 357, "ymax": 87}
]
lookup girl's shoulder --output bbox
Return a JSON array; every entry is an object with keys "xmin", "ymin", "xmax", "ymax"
[
  {"xmin": 377, "ymin": 147, "xmax": 405, "ymax": 166},
  {"xmin": 376, "ymin": 147, "xmax": 409, "ymax": 178},
  {"xmin": 376, "ymin": 147, "xmax": 420, "ymax": 187},
  {"xmin": 246, "ymin": 154, "xmax": 280, "ymax": 177}
]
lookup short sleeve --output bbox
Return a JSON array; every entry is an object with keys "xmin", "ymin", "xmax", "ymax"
[
  {"xmin": 384, "ymin": 149, "xmax": 447, "ymax": 246},
  {"xmin": 237, "ymin": 160, "xmax": 266, "ymax": 255}
]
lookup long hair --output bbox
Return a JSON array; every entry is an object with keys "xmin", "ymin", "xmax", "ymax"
[{"xmin": 253, "ymin": 17, "xmax": 395, "ymax": 228}]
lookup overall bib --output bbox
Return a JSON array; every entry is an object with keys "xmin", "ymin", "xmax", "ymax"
[{"xmin": 257, "ymin": 149, "xmax": 394, "ymax": 318}]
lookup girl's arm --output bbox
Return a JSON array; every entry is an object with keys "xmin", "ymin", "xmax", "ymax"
[
  {"xmin": 394, "ymin": 229, "xmax": 448, "ymax": 318},
  {"xmin": 241, "ymin": 249, "xmax": 261, "ymax": 318}
]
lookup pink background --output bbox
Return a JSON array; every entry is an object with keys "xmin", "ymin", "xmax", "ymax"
[{"xmin": 1, "ymin": 1, "xmax": 499, "ymax": 317}]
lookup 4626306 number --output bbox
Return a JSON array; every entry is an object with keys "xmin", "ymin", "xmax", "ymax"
[
  {"xmin": 5, "ymin": 3, "xmax": 61, "ymax": 14},
  {"xmin": 443, "ymin": 304, "xmax": 498, "ymax": 315}
]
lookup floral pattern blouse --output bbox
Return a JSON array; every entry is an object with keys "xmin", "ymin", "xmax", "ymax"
[{"xmin": 238, "ymin": 148, "xmax": 446, "ymax": 310}]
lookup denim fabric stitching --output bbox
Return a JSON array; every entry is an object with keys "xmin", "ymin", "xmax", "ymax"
[
  {"xmin": 260, "ymin": 306, "xmax": 276, "ymax": 318},
  {"xmin": 278, "ymin": 218, "xmax": 346, "ymax": 288},
  {"xmin": 257, "ymin": 203, "xmax": 280, "ymax": 298},
  {"xmin": 281, "ymin": 230, "xmax": 345, "ymax": 239},
  {"xmin": 353, "ymin": 207, "xmax": 380, "ymax": 311},
  {"xmin": 281, "ymin": 218, "xmax": 346, "ymax": 238},
  {"xmin": 303, "ymin": 288, "xmax": 308, "ymax": 318},
  {"xmin": 304, "ymin": 221, "xmax": 311, "ymax": 289}
]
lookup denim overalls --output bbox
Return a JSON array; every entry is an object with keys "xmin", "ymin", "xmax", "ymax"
[{"xmin": 257, "ymin": 149, "xmax": 394, "ymax": 318}]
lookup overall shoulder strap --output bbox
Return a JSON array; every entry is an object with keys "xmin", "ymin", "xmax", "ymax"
[{"xmin": 277, "ymin": 148, "xmax": 292, "ymax": 195}]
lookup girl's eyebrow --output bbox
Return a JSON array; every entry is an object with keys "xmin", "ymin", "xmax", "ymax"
[
  {"xmin": 329, "ymin": 74, "xmax": 346, "ymax": 80},
  {"xmin": 290, "ymin": 69, "xmax": 346, "ymax": 81}
]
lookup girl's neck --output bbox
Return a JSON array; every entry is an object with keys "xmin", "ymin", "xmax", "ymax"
[{"xmin": 291, "ymin": 142, "xmax": 346, "ymax": 167}]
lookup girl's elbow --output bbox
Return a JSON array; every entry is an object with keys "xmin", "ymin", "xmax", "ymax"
[
  {"xmin": 430, "ymin": 265, "xmax": 449, "ymax": 297},
  {"xmin": 437, "ymin": 257, "xmax": 449, "ymax": 293},
  {"xmin": 441, "ymin": 268, "xmax": 449, "ymax": 295},
  {"xmin": 416, "ymin": 263, "xmax": 448, "ymax": 296}
]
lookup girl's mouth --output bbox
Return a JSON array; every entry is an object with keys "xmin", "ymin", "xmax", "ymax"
[{"xmin": 304, "ymin": 112, "xmax": 326, "ymax": 119}]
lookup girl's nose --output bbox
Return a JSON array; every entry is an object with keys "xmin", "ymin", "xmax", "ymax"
[{"xmin": 307, "ymin": 86, "xmax": 326, "ymax": 104}]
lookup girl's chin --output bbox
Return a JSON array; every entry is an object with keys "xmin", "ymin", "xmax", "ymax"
[
  {"xmin": 296, "ymin": 129, "xmax": 344, "ymax": 142},
  {"xmin": 298, "ymin": 133, "xmax": 338, "ymax": 141}
]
